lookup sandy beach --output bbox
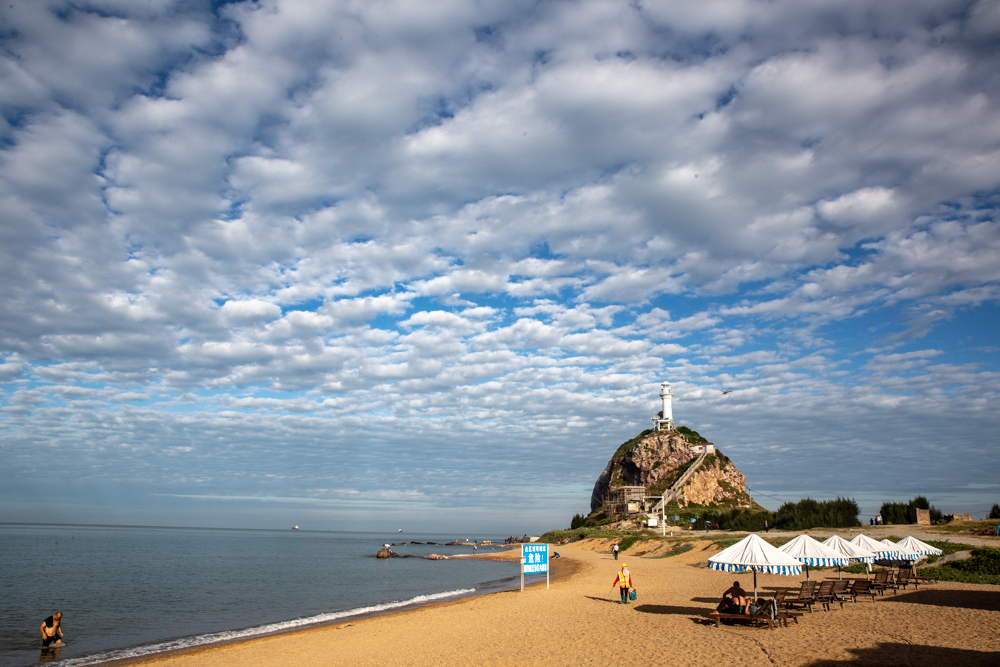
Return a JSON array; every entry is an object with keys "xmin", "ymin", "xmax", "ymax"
[{"xmin": 120, "ymin": 533, "xmax": 1000, "ymax": 667}]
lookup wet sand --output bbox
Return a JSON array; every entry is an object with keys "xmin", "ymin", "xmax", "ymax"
[{"xmin": 122, "ymin": 538, "xmax": 1000, "ymax": 667}]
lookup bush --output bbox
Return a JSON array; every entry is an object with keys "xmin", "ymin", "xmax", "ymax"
[
  {"xmin": 774, "ymin": 497, "xmax": 861, "ymax": 530},
  {"xmin": 879, "ymin": 496, "xmax": 943, "ymax": 524},
  {"xmin": 675, "ymin": 425, "xmax": 708, "ymax": 443},
  {"xmin": 990, "ymin": 504, "xmax": 1000, "ymax": 520},
  {"xmin": 570, "ymin": 513, "xmax": 586, "ymax": 529},
  {"xmin": 948, "ymin": 548, "xmax": 1000, "ymax": 576}
]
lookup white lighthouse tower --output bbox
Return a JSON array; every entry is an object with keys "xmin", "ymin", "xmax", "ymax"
[{"xmin": 652, "ymin": 381, "xmax": 674, "ymax": 431}]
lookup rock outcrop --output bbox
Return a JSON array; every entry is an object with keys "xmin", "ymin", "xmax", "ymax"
[
  {"xmin": 376, "ymin": 548, "xmax": 398, "ymax": 558},
  {"xmin": 590, "ymin": 428, "xmax": 752, "ymax": 514}
]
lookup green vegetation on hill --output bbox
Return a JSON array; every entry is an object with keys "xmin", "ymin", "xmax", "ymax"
[
  {"xmin": 675, "ymin": 425, "xmax": 707, "ymax": 443},
  {"xmin": 612, "ymin": 429, "xmax": 653, "ymax": 459}
]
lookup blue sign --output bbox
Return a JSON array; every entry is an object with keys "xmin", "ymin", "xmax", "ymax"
[{"xmin": 522, "ymin": 544, "xmax": 548, "ymax": 574}]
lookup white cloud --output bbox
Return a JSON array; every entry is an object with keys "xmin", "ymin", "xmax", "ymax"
[{"xmin": 1, "ymin": 0, "xmax": 998, "ymax": 526}]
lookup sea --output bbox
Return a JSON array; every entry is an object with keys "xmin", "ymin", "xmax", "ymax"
[{"xmin": 0, "ymin": 523, "xmax": 533, "ymax": 667}]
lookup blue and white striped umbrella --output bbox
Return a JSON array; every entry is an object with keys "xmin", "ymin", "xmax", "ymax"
[
  {"xmin": 849, "ymin": 534, "xmax": 902, "ymax": 560},
  {"xmin": 895, "ymin": 536, "xmax": 942, "ymax": 556},
  {"xmin": 779, "ymin": 534, "xmax": 851, "ymax": 567},
  {"xmin": 778, "ymin": 534, "xmax": 849, "ymax": 580},
  {"xmin": 823, "ymin": 535, "xmax": 876, "ymax": 563},
  {"xmin": 708, "ymin": 534, "xmax": 804, "ymax": 574},
  {"xmin": 881, "ymin": 539, "xmax": 921, "ymax": 561},
  {"xmin": 707, "ymin": 533, "xmax": 802, "ymax": 597}
]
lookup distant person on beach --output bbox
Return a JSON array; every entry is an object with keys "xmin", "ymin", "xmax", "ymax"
[
  {"xmin": 870, "ymin": 518, "xmax": 874, "ymax": 526},
  {"xmin": 764, "ymin": 519, "xmax": 769, "ymax": 533},
  {"xmin": 612, "ymin": 564, "xmax": 632, "ymax": 604},
  {"xmin": 613, "ymin": 544, "xmax": 619, "ymax": 560},
  {"xmin": 40, "ymin": 612, "xmax": 63, "ymax": 647}
]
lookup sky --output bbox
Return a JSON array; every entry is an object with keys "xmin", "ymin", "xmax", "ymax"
[{"xmin": 1, "ymin": 0, "xmax": 998, "ymax": 534}]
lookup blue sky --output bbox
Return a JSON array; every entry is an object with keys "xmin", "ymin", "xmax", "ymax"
[{"xmin": 1, "ymin": 0, "xmax": 999, "ymax": 533}]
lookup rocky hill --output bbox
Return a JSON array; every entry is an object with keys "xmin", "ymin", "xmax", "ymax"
[{"xmin": 589, "ymin": 427, "xmax": 753, "ymax": 514}]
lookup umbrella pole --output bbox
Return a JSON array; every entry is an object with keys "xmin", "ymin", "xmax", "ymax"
[{"xmin": 753, "ymin": 569, "xmax": 758, "ymax": 600}]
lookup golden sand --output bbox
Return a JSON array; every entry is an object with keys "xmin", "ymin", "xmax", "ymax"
[{"xmin": 125, "ymin": 539, "xmax": 999, "ymax": 667}]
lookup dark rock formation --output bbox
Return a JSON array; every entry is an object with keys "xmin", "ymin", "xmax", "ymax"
[{"xmin": 376, "ymin": 548, "xmax": 398, "ymax": 558}]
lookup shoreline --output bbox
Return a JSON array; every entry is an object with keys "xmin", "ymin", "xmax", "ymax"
[
  {"xmin": 87, "ymin": 547, "xmax": 580, "ymax": 667},
  {"xmin": 81, "ymin": 541, "xmax": 1000, "ymax": 667}
]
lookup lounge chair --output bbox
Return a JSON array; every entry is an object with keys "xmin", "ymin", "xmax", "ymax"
[
  {"xmin": 708, "ymin": 598, "xmax": 797, "ymax": 629},
  {"xmin": 870, "ymin": 570, "xmax": 896, "ymax": 595},
  {"xmin": 895, "ymin": 568, "xmax": 917, "ymax": 590},
  {"xmin": 831, "ymin": 579, "xmax": 850, "ymax": 603},
  {"xmin": 814, "ymin": 581, "xmax": 837, "ymax": 611},
  {"xmin": 846, "ymin": 578, "xmax": 876, "ymax": 603},
  {"xmin": 782, "ymin": 581, "xmax": 819, "ymax": 612}
]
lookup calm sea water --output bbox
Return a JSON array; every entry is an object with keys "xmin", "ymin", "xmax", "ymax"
[{"xmin": 0, "ymin": 524, "xmax": 528, "ymax": 667}]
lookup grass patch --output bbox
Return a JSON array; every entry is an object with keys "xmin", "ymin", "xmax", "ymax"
[
  {"xmin": 918, "ymin": 547, "xmax": 1000, "ymax": 585},
  {"xmin": 643, "ymin": 542, "xmax": 694, "ymax": 559},
  {"xmin": 931, "ymin": 520, "xmax": 1000, "ymax": 535},
  {"xmin": 618, "ymin": 535, "xmax": 649, "ymax": 551},
  {"xmin": 918, "ymin": 566, "xmax": 1000, "ymax": 586},
  {"xmin": 921, "ymin": 540, "xmax": 980, "ymax": 555}
]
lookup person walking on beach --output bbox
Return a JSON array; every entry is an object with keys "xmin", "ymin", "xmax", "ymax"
[
  {"xmin": 612, "ymin": 564, "xmax": 632, "ymax": 604},
  {"xmin": 764, "ymin": 519, "xmax": 769, "ymax": 533},
  {"xmin": 612, "ymin": 543, "xmax": 619, "ymax": 560},
  {"xmin": 40, "ymin": 612, "xmax": 63, "ymax": 647}
]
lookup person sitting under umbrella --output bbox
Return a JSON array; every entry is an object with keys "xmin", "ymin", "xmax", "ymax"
[{"xmin": 717, "ymin": 581, "xmax": 754, "ymax": 614}]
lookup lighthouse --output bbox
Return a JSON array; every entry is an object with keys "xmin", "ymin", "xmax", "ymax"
[{"xmin": 652, "ymin": 381, "xmax": 674, "ymax": 431}]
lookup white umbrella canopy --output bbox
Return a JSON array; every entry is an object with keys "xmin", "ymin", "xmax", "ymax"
[
  {"xmin": 779, "ymin": 535, "xmax": 850, "ymax": 580},
  {"xmin": 823, "ymin": 535, "xmax": 876, "ymax": 579},
  {"xmin": 707, "ymin": 533, "xmax": 802, "ymax": 598},
  {"xmin": 896, "ymin": 536, "xmax": 943, "ymax": 556},
  {"xmin": 822, "ymin": 535, "xmax": 876, "ymax": 563},
  {"xmin": 849, "ymin": 534, "xmax": 902, "ymax": 560},
  {"xmin": 881, "ymin": 539, "xmax": 921, "ymax": 561}
]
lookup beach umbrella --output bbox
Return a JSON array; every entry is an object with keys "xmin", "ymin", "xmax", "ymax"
[
  {"xmin": 778, "ymin": 534, "xmax": 849, "ymax": 580},
  {"xmin": 707, "ymin": 533, "xmax": 802, "ymax": 598},
  {"xmin": 822, "ymin": 535, "xmax": 875, "ymax": 579},
  {"xmin": 880, "ymin": 539, "xmax": 921, "ymax": 562},
  {"xmin": 895, "ymin": 536, "xmax": 942, "ymax": 556},
  {"xmin": 849, "ymin": 534, "xmax": 901, "ymax": 560}
]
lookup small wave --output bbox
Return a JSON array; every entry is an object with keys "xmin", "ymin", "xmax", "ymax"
[{"xmin": 59, "ymin": 588, "xmax": 476, "ymax": 667}]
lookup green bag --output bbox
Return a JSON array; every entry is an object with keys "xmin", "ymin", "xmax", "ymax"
[{"xmin": 629, "ymin": 588, "xmax": 637, "ymax": 601}]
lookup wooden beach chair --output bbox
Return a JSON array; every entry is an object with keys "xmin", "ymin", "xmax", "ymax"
[
  {"xmin": 782, "ymin": 581, "xmax": 819, "ymax": 612},
  {"xmin": 814, "ymin": 581, "xmax": 837, "ymax": 611},
  {"xmin": 870, "ymin": 570, "xmax": 895, "ymax": 595},
  {"xmin": 708, "ymin": 599, "xmax": 790, "ymax": 629},
  {"xmin": 830, "ymin": 580, "xmax": 850, "ymax": 606},
  {"xmin": 846, "ymin": 578, "xmax": 876, "ymax": 603},
  {"xmin": 895, "ymin": 568, "xmax": 917, "ymax": 590}
]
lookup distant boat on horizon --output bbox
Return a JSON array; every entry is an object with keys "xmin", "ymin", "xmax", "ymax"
[
  {"xmin": 292, "ymin": 526, "xmax": 299, "ymax": 530},
  {"xmin": 398, "ymin": 528, "xmax": 402, "ymax": 532}
]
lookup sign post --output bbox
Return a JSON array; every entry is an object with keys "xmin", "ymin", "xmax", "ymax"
[{"xmin": 521, "ymin": 543, "xmax": 549, "ymax": 591}]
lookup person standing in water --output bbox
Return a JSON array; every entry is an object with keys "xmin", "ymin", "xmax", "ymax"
[
  {"xmin": 40, "ymin": 612, "xmax": 64, "ymax": 647},
  {"xmin": 612, "ymin": 564, "xmax": 632, "ymax": 604}
]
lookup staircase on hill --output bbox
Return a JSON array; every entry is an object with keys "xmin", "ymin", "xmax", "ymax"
[{"xmin": 648, "ymin": 449, "xmax": 708, "ymax": 514}]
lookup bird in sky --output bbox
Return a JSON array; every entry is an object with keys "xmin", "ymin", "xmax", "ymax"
[{"xmin": 721, "ymin": 388, "xmax": 735, "ymax": 395}]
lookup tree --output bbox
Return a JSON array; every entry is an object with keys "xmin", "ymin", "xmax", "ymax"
[
  {"xmin": 990, "ymin": 504, "xmax": 1000, "ymax": 520},
  {"xmin": 570, "ymin": 513, "xmax": 586, "ymax": 529}
]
